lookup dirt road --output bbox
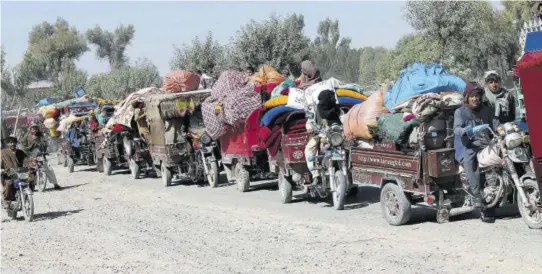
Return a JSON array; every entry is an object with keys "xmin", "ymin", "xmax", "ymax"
[{"xmin": 2, "ymin": 163, "xmax": 542, "ymax": 274}]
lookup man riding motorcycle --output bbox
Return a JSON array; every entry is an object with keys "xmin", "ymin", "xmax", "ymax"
[
  {"xmin": 483, "ymin": 71, "xmax": 516, "ymax": 124},
  {"xmin": 21, "ymin": 122, "xmax": 60, "ymax": 190},
  {"xmin": 454, "ymin": 83, "xmax": 499, "ymax": 223},
  {"xmin": 1, "ymin": 136, "xmax": 31, "ymax": 209},
  {"xmin": 305, "ymin": 89, "xmax": 344, "ymax": 185}
]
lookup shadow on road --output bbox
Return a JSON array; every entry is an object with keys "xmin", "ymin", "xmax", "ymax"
[
  {"xmin": 58, "ymin": 183, "xmax": 89, "ymax": 191},
  {"xmin": 33, "ymin": 209, "xmax": 84, "ymax": 222},
  {"xmin": 78, "ymin": 167, "xmax": 97, "ymax": 172}
]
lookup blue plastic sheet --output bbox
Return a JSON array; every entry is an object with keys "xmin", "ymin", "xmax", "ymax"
[{"xmin": 384, "ymin": 63, "xmax": 466, "ymax": 110}]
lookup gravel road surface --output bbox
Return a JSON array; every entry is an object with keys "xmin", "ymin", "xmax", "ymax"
[{"xmin": 2, "ymin": 162, "xmax": 542, "ymax": 274}]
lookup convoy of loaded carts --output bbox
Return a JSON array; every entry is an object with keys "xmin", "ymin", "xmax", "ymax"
[{"xmin": 54, "ymin": 62, "xmax": 541, "ymax": 230}]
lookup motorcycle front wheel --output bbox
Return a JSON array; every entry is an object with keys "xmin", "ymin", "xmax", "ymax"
[
  {"xmin": 36, "ymin": 170, "xmax": 47, "ymax": 192},
  {"xmin": 518, "ymin": 179, "xmax": 542, "ymax": 229},
  {"xmin": 332, "ymin": 170, "xmax": 346, "ymax": 210},
  {"xmin": 22, "ymin": 191, "xmax": 34, "ymax": 222}
]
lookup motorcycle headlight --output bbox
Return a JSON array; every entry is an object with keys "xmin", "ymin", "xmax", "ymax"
[
  {"xmin": 505, "ymin": 132, "xmax": 523, "ymax": 149},
  {"xmin": 17, "ymin": 173, "xmax": 29, "ymax": 180},
  {"xmin": 329, "ymin": 131, "xmax": 344, "ymax": 147},
  {"xmin": 200, "ymin": 133, "xmax": 212, "ymax": 146}
]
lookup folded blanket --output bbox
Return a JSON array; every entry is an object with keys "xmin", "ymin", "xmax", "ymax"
[
  {"xmin": 260, "ymin": 106, "xmax": 297, "ymax": 126},
  {"xmin": 336, "ymin": 89, "xmax": 368, "ymax": 101},
  {"xmin": 338, "ymin": 97, "xmax": 363, "ymax": 106},
  {"xmin": 264, "ymin": 95, "xmax": 288, "ymax": 109}
]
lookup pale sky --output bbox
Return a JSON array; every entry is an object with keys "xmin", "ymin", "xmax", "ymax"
[{"xmin": 1, "ymin": 1, "xmax": 503, "ymax": 76}]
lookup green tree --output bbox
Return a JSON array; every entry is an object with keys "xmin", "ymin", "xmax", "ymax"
[
  {"xmin": 310, "ymin": 18, "xmax": 360, "ymax": 82},
  {"xmin": 358, "ymin": 46, "xmax": 389, "ymax": 89},
  {"xmin": 85, "ymin": 58, "xmax": 161, "ymax": 99},
  {"xmin": 21, "ymin": 17, "xmax": 88, "ymax": 84},
  {"xmin": 229, "ymin": 13, "xmax": 310, "ymax": 75},
  {"xmin": 86, "ymin": 24, "xmax": 135, "ymax": 69},
  {"xmin": 170, "ymin": 31, "xmax": 229, "ymax": 75}
]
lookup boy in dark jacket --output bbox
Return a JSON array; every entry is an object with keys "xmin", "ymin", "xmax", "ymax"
[{"xmin": 454, "ymin": 82, "xmax": 499, "ymax": 222}]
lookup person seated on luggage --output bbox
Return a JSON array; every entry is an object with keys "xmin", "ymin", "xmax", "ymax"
[
  {"xmin": 1, "ymin": 136, "xmax": 33, "ymax": 209},
  {"xmin": 483, "ymin": 71, "xmax": 516, "ymax": 124},
  {"xmin": 454, "ymin": 82, "xmax": 498, "ymax": 223},
  {"xmin": 305, "ymin": 89, "xmax": 344, "ymax": 184},
  {"xmin": 299, "ymin": 60, "xmax": 322, "ymax": 90}
]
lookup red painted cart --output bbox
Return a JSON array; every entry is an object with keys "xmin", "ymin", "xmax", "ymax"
[{"xmin": 517, "ymin": 49, "xmax": 542, "ymax": 213}]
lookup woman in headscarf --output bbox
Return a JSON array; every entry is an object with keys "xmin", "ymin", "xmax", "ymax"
[
  {"xmin": 299, "ymin": 60, "xmax": 321, "ymax": 89},
  {"xmin": 454, "ymin": 82, "xmax": 498, "ymax": 223},
  {"xmin": 305, "ymin": 89, "xmax": 343, "ymax": 185}
]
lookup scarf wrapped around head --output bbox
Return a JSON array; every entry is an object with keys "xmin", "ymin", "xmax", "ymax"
[
  {"xmin": 316, "ymin": 89, "xmax": 340, "ymax": 123},
  {"xmin": 484, "ymin": 87, "xmax": 510, "ymax": 117},
  {"xmin": 299, "ymin": 60, "xmax": 321, "ymax": 89},
  {"xmin": 463, "ymin": 82, "xmax": 483, "ymax": 109}
]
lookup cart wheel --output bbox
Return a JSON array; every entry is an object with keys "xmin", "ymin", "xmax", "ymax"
[
  {"xmin": 130, "ymin": 159, "xmax": 140, "ymax": 180},
  {"xmin": 161, "ymin": 163, "xmax": 172, "ymax": 187},
  {"xmin": 278, "ymin": 172, "xmax": 293, "ymax": 204},
  {"xmin": 103, "ymin": 158, "xmax": 112, "ymax": 176},
  {"xmin": 332, "ymin": 170, "xmax": 346, "ymax": 210},
  {"xmin": 380, "ymin": 183, "xmax": 412, "ymax": 226},
  {"xmin": 207, "ymin": 161, "xmax": 219, "ymax": 188},
  {"xmin": 67, "ymin": 157, "xmax": 75, "ymax": 173},
  {"xmin": 88, "ymin": 153, "xmax": 95, "ymax": 165},
  {"xmin": 235, "ymin": 163, "xmax": 250, "ymax": 193},
  {"xmin": 436, "ymin": 208, "xmax": 450, "ymax": 224},
  {"xmin": 96, "ymin": 156, "xmax": 104, "ymax": 173},
  {"xmin": 224, "ymin": 164, "xmax": 234, "ymax": 182}
]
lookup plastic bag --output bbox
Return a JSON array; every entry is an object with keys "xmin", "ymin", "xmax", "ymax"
[
  {"xmin": 343, "ymin": 89, "xmax": 390, "ymax": 140},
  {"xmin": 477, "ymin": 142, "xmax": 503, "ymax": 168}
]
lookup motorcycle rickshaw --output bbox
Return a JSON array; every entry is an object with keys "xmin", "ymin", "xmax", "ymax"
[
  {"xmin": 274, "ymin": 110, "xmax": 357, "ymax": 208},
  {"xmin": 219, "ymin": 83, "xmax": 280, "ymax": 193},
  {"xmin": 144, "ymin": 89, "xmax": 219, "ymax": 187},
  {"xmin": 91, "ymin": 103, "xmax": 115, "ymax": 170},
  {"xmin": 59, "ymin": 114, "xmax": 94, "ymax": 172},
  {"xmin": 348, "ymin": 109, "xmax": 475, "ymax": 225},
  {"xmin": 515, "ymin": 35, "xmax": 542, "ymax": 224}
]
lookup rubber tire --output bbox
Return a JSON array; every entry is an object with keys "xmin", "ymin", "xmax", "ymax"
[
  {"xmin": 63, "ymin": 154, "xmax": 68, "ymax": 167},
  {"xmin": 103, "ymin": 158, "xmax": 113, "ymax": 176},
  {"xmin": 278, "ymin": 173, "xmax": 293, "ymax": 204},
  {"xmin": 67, "ymin": 158, "xmax": 75, "ymax": 173},
  {"xmin": 88, "ymin": 153, "xmax": 95, "ymax": 166},
  {"xmin": 235, "ymin": 163, "xmax": 250, "ymax": 193},
  {"xmin": 22, "ymin": 193, "xmax": 34, "ymax": 222},
  {"xmin": 96, "ymin": 156, "xmax": 104, "ymax": 173},
  {"xmin": 161, "ymin": 163, "xmax": 172, "ymax": 187},
  {"xmin": 332, "ymin": 171, "xmax": 347, "ymax": 210},
  {"xmin": 224, "ymin": 164, "xmax": 234, "ymax": 183},
  {"xmin": 130, "ymin": 159, "xmax": 140, "ymax": 180},
  {"xmin": 207, "ymin": 161, "xmax": 219, "ymax": 188},
  {"xmin": 36, "ymin": 171, "xmax": 47, "ymax": 192},
  {"xmin": 518, "ymin": 179, "xmax": 542, "ymax": 229},
  {"xmin": 380, "ymin": 183, "xmax": 412, "ymax": 226}
]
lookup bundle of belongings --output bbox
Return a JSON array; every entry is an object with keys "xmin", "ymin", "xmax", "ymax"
[
  {"xmin": 162, "ymin": 70, "xmax": 201, "ymax": 93},
  {"xmin": 104, "ymin": 87, "xmax": 164, "ymax": 134},
  {"xmin": 201, "ymin": 71, "xmax": 262, "ymax": 140},
  {"xmin": 250, "ymin": 65, "xmax": 286, "ymax": 101},
  {"xmin": 259, "ymin": 77, "xmax": 370, "ymax": 158},
  {"xmin": 344, "ymin": 62, "xmax": 466, "ymax": 151}
]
